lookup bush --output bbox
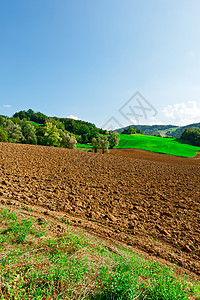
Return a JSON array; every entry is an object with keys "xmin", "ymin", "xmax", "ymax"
[
  {"xmin": 60, "ymin": 130, "xmax": 77, "ymax": 149},
  {"xmin": 180, "ymin": 128, "xmax": 200, "ymax": 146}
]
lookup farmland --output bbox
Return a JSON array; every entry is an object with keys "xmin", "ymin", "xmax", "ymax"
[
  {"xmin": 78, "ymin": 134, "xmax": 200, "ymax": 157},
  {"xmin": 0, "ymin": 142, "xmax": 200, "ymax": 298}
]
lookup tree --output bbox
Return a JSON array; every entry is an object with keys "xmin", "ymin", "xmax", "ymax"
[
  {"xmin": 59, "ymin": 130, "xmax": 77, "ymax": 149},
  {"xmin": 44, "ymin": 122, "xmax": 62, "ymax": 146},
  {"xmin": 108, "ymin": 132, "xmax": 120, "ymax": 149},
  {"xmin": 35, "ymin": 125, "xmax": 46, "ymax": 145},
  {"xmin": 121, "ymin": 126, "xmax": 143, "ymax": 134},
  {"xmin": 0, "ymin": 127, "xmax": 8, "ymax": 142},
  {"xmin": 180, "ymin": 128, "xmax": 200, "ymax": 146},
  {"xmin": 3, "ymin": 119, "xmax": 24, "ymax": 143},
  {"xmin": 0, "ymin": 116, "xmax": 5, "ymax": 126},
  {"xmin": 92, "ymin": 136, "xmax": 100, "ymax": 153},
  {"xmin": 99, "ymin": 135, "xmax": 110, "ymax": 154},
  {"xmin": 22, "ymin": 123, "xmax": 37, "ymax": 145}
]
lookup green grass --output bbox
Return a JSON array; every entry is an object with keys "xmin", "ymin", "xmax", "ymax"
[
  {"xmin": 0, "ymin": 218, "xmax": 33, "ymax": 244},
  {"xmin": 27, "ymin": 121, "xmax": 40, "ymax": 126},
  {"xmin": 0, "ymin": 206, "xmax": 199, "ymax": 299},
  {"xmin": 77, "ymin": 143, "xmax": 93, "ymax": 149},
  {"xmin": 0, "ymin": 208, "xmax": 17, "ymax": 220},
  {"xmin": 116, "ymin": 134, "xmax": 200, "ymax": 157},
  {"xmin": 77, "ymin": 134, "xmax": 200, "ymax": 157}
]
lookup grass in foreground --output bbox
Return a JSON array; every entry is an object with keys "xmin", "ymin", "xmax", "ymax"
[{"xmin": 0, "ymin": 206, "xmax": 199, "ymax": 299}]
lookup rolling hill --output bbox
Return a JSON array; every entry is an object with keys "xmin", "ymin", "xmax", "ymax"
[{"xmin": 116, "ymin": 122, "xmax": 200, "ymax": 137}]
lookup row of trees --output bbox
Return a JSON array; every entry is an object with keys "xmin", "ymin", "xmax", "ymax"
[
  {"xmin": 13, "ymin": 109, "xmax": 106, "ymax": 143},
  {"xmin": 0, "ymin": 111, "xmax": 121, "ymax": 152},
  {"xmin": 122, "ymin": 126, "xmax": 143, "ymax": 135},
  {"xmin": 180, "ymin": 128, "xmax": 200, "ymax": 146},
  {"xmin": 92, "ymin": 132, "xmax": 120, "ymax": 153},
  {"xmin": 0, "ymin": 116, "xmax": 77, "ymax": 149}
]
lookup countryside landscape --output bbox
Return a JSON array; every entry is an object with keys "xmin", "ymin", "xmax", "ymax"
[
  {"xmin": 1, "ymin": 1, "xmax": 200, "ymax": 299},
  {"xmin": 0, "ymin": 110, "xmax": 200, "ymax": 299}
]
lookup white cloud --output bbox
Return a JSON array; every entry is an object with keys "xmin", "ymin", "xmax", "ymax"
[
  {"xmin": 163, "ymin": 101, "xmax": 200, "ymax": 125},
  {"xmin": 3, "ymin": 104, "xmax": 11, "ymax": 108},
  {"xmin": 67, "ymin": 114, "xmax": 79, "ymax": 120}
]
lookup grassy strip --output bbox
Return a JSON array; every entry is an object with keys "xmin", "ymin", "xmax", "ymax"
[
  {"xmin": 77, "ymin": 143, "xmax": 93, "ymax": 149},
  {"xmin": 0, "ymin": 206, "xmax": 199, "ymax": 299}
]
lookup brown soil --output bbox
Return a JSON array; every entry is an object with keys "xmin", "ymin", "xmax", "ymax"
[{"xmin": 0, "ymin": 143, "xmax": 199, "ymax": 277}]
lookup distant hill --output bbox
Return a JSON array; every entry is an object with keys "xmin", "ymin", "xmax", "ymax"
[{"xmin": 116, "ymin": 123, "xmax": 200, "ymax": 137}]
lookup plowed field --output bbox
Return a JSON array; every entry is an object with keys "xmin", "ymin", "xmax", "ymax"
[{"xmin": 0, "ymin": 143, "xmax": 199, "ymax": 276}]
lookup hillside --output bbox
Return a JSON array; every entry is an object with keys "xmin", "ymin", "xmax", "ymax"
[
  {"xmin": 1, "ymin": 200, "xmax": 199, "ymax": 299},
  {"xmin": 12, "ymin": 108, "xmax": 106, "ymax": 143},
  {"xmin": 77, "ymin": 133, "xmax": 200, "ymax": 157},
  {"xmin": 116, "ymin": 134, "xmax": 200, "ymax": 157},
  {"xmin": 116, "ymin": 122, "xmax": 200, "ymax": 137},
  {"xmin": 0, "ymin": 109, "xmax": 107, "ymax": 146}
]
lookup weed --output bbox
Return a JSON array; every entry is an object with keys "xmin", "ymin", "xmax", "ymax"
[
  {"xmin": 0, "ymin": 219, "xmax": 33, "ymax": 243},
  {"xmin": 0, "ymin": 208, "xmax": 17, "ymax": 220},
  {"xmin": 22, "ymin": 206, "xmax": 34, "ymax": 212},
  {"xmin": 89, "ymin": 266, "xmax": 140, "ymax": 299},
  {"xmin": 0, "ymin": 206, "xmax": 199, "ymax": 300},
  {"xmin": 35, "ymin": 232, "xmax": 46, "ymax": 238}
]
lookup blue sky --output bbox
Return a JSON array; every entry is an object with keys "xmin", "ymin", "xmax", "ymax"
[{"xmin": 1, "ymin": 0, "xmax": 200, "ymax": 128}]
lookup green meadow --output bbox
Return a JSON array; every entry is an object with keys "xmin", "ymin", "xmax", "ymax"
[
  {"xmin": 116, "ymin": 134, "xmax": 200, "ymax": 157},
  {"xmin": 77, "ymin": 134, "xmax": 200, "ymax": 157}
]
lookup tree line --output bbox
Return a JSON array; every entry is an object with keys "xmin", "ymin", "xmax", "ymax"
[
  {"xmin": 12, "ymin": 109, "xmax": 106, "ymax": 144},
  {"xmin": 0, "ymin": 116, "xmax": 78, "ymax": 149},
  {"xmin": 121, "ymin": 126, "xmax": 143, "ymax": 135},
  {"xmin": 0, "ymin": 109, "xmax": 120, "ymax": 151}
]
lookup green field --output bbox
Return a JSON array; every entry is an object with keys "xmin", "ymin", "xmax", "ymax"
[
  {"xmin": 77, "ymin": 134, "xmax": 200, "ymax": 157},
  {"xmin": 77, "ymin": 143, "xmax": 93, "ymax": 149},
  {"xmin": 116, "ymin": 134, "xmax": 200, "ymax": 157}
]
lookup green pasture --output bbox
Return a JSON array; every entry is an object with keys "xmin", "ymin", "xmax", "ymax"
[
  {"xmin": 116, "ymin": 134, "xmax": 200, "ymax": 157},
  {"xmin": 77, "ymin": 134, "xmax": 200, "ymax": 157}
]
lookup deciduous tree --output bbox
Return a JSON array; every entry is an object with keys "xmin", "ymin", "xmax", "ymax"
[
  {"xmin": 44, "ymin": 122, "xmax": 62, "ymax": 146},
  {"xmin": 22, "ymin": 123, "xmax": 37, "ymax": 145},
  {"xmin": 108, "ymin": 131, "xmax": 120, "ymax": 149}
]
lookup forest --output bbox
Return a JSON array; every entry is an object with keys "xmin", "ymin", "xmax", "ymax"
[{"xmin": 0, "ymin": 109, "xmax": 106, "ymax": 148}]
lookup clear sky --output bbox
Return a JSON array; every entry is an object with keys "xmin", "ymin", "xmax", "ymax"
[{"xmin": 1, "ymin": 0, "xmax": 200, "ymax": 129}]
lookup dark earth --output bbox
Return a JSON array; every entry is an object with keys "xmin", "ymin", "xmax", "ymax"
[{"xmin": 0, "ymin": 143, "xmax": 199, "ymax": 276}]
